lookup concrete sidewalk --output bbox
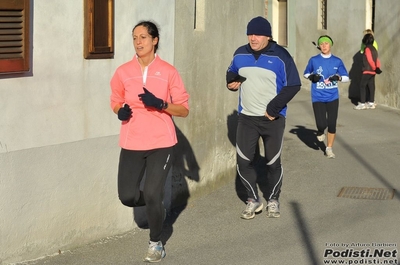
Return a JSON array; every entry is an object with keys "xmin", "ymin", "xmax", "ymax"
[{"xmin": 13, "ymin": 89, "xmax": 400, "ymax": 265}]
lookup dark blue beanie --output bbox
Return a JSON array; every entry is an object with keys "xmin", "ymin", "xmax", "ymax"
[{"xmin": 246, "ymin": 16, "xmax": 272, "ymax": 37}]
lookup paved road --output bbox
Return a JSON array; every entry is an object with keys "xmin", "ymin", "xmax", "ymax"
[{"xmin": 14, "ymin": 89, "xmax": 400, "ymax": 265}]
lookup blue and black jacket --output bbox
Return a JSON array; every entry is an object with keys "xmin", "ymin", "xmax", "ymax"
[{"xmin": 226, "ymin": 41, "xmax": 301, "ymax": 117}]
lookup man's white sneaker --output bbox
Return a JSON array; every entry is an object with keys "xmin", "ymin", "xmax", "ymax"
[
  {"xmin": 266, "ymin": 199, "xmax": 280, "ymax": 218},
  {"xmin": 241, "ymin": 199, "xmax": 263, "ymax": 220}
]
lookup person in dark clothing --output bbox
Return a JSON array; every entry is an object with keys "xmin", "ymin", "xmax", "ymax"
[
  {"xmin": 354, "ymin": 33, "xmax": 382, "ymax": 110},
  {"xmin": 226, "ymin": 16, "xmax": 301, "ymax": 219}
]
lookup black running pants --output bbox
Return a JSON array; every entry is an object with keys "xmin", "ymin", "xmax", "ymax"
[
  {"xmin": 117, "ymin": 147, "xmax": 173, "ymax": 242},
  {"xmin": 312, "ymin": 99, "xmax": 339, "ymax": 135},
  {"xmin": 236, "ymin": 113, "xmax": 285, "ymax": 202}
]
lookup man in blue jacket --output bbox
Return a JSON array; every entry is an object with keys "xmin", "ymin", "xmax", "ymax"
[{"xmin": 226, "ymin": 16, "xmax": 301, "ymax": 219}]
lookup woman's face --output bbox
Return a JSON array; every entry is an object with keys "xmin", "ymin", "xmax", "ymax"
[
  {"xmin": 319, "ymin": 42, "xmax": 331, "ymax": 55},
  {"xmin": 132, "ymin": 25, "xmax": 158, "ymax": 58}
]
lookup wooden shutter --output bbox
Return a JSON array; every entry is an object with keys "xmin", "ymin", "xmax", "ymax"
[
  {"xmin": 0, "ymin": 0, "xmax": 30, "ymax": 74},
  {"xmin": 84, "ymin": 0, "xmax": 114, "ymax": 59}
]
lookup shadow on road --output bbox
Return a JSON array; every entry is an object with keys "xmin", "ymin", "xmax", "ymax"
[
  {"xmin": 289, "ymin": 125, "xmax": 326, "ymax": 154},
  {"xmin": 348, "ymin": 51, "xmax": 363, "ymax": 105},
  {"xmin": 290, "ymin": 201, "xmax": 319, "ymax": 265}
]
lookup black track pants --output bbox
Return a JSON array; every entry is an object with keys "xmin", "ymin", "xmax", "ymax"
[
  {"xmin": 236, "ymin": 113, "xmax": 285, "ymax": 201},
  {"xmin": 117, "ymin": 147, "xmax": 173, "ymax": 242},
  {"xmin": 360, "ymin": 74, "xmax": 376, "ymax": 103}
]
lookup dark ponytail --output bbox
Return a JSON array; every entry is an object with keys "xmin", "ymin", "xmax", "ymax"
[{"xmin": 362, "ymin": 33, "xmax": 374, "ymax": 46}]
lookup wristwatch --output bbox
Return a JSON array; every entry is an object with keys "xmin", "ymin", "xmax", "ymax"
[{"xmin": 162, "ymin": 101, "xmax": 168, "ymax": 109}]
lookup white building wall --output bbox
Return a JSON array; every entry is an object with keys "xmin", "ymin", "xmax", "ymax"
[
  {"xmin": 373, "ymin": 0, "xmax": 400, "ymax": 108},
  {"xmin": 0, "ymin": 1, "xmax": 175, "ymax": 263}
]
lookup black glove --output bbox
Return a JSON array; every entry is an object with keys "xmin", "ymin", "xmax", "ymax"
[
  {"xmin": 226, "ymin": 72, "xmax": 247, "ymax": 84},
  {"xmin": 329, "ymin": 75, "xmax": 340, "ymax": 82},
  {"xmin": 375, "ymin": 68, "xmax": 382, "ymax": 74},
  {"xmin": 117, "ymin": 104, "xmax": 132, "ymax": 121},
  {"xmin": 308, "ymin": 74, "xmax": 320, "ymax": 83},
  {"xmin": 138, "ymin": 87, "xmax": 164, "ymax": 110}
]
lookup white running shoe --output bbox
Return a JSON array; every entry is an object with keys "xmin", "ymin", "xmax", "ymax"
[
  {"xmin": 354, "ymin": 103, "xmax": 366, "ymax": 110},
  {"xmin": 143, "ymin": 241, "xmax": 166, "ymax": 263},
  {"xmin": 326, "ymin": 147, "xmax": 336, "ymax": 159},
  {"xmin": 266, "ymin": 199, "xmax": 280, "ymax": 218},
  {"xmin": 241, "ymin": 199, "xmax": 263, "ymax": 220},
  {"xmin": 367, "ymin": 102, "xmax": 376, "ymax": 109},
  {"xmin": 317, "ymin": 134, "xmax": 325, "ymax": 142}
]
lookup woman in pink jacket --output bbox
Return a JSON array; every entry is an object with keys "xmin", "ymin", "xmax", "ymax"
[
  {"xmin": 354, "ymin": 33, "xmax": 381, "ymax": 110},
  {"xmin": 110, "ymin": 20, "xmax": 189, "ymax": 262}
]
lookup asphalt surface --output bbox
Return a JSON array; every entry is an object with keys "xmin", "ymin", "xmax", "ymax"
[{"xmin": 13, "ymin": 89, "xmax": 400, "ymax": 265}]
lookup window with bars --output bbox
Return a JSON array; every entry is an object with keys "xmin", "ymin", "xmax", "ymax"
[
  {"xmin": 0, "ymin": 0, "xmax": 30, "ymax": 74},
  {"xmin": 319, "ymin": 0, "xmax": 327, "ymax": 30},
  {"xmin": 371, "ymin": 0, "xmax": 375, "ymax": 31},
  {"xmin": 365, "ymin": 0, "xmax": 375, "ymax": 32},
  {"xmin": 84, "ymin": 0, "xmax": 114, "ymax": 59}
]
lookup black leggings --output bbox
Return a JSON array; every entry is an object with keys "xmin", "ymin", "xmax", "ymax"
[
  {"xmin": 312, "ymin": 99, "xmax": 339, "ymax": 135},
  {"xmin": 117, "ymin": 147, "xmax": 174, "ymax": 242},
  {"xmin": 360, "ymin": 74, "xmax": 375, "ymax": 103},
  {"xmin": 236, "ymin": 113, "xmax": 285, "ymax": 201}
]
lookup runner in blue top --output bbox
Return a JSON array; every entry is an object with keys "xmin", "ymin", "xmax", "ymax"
[
  {"xmin": 303, "ymin": 35, "xmax": 349, "ymax": 159},
  {"xmin": 226, "ymin": 16, "xmax": 301, "ymax": 220}
]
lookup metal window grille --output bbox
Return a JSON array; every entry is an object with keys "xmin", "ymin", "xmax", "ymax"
[{"xmin": 320, "ymin": 0, "xmax": 327, "ymax": 30}]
